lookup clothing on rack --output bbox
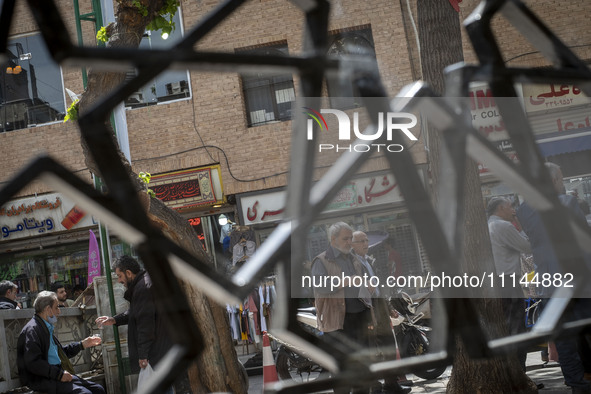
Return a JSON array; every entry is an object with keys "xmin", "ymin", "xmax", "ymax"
[
  {"xmin": 226, "ymin": 305, "xmax": 241, "ymax": 341},
  {"xmin": 239, "ymin": 305, "xmax": 249, "ymax": 341},
  {"xmin": 230, "ymin": 227, "xmax": 255, "ymax": 250},
  {"xmin": 233, "ymin": 240, "xmax": 256, "ymax": 265},
  {"xmin": 247, "ymin": 292, "xmax": 261, "ymax": 335}
]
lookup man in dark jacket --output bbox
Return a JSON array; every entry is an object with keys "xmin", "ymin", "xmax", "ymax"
[
  {"xmin": 17, "ymin": 291, "xmax": 104, "ymax": 394},
  {"xmin": 96, "ymin": 255, "xmax": 190, "ymax": 393},
  {"xmin": 0, "ymin": 280, "xmax": 19, "ymax": 309}
]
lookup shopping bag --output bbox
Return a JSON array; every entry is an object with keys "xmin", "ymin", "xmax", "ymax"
[{"xmin": 137, "ymin": 363, "xmax": 154, "ymax": 390}]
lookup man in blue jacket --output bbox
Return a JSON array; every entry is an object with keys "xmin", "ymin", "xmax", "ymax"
[
  {"xmin": 17, "ymin": 291, "xmax": 104, "ymax": 394},
  {"xmin": 517, "ymin": 162, "xmax": 591, "ymax": 393}
]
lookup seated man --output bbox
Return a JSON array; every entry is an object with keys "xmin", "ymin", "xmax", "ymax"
[
  {"xmin": 51, "ymin": 282, "xmax": 75, "ymax": 307},
  {"xmin": 0, "ymin": 280, "xmax": 19, "ymax": 309},
  {"xmin": 17, "ymin": 290, "xmax": 104, "ymax": 394}
]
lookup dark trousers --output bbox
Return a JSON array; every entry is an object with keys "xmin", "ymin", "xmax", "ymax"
[
  {"xmin": 30, "ymin": 375, "xmax": 105, "ymax": 394},
  {"xmin": 546, "ymin": 298, "xmax": 591, "ymax": 390},
  {"xmin": 326, "ymin": 309, "xmax": 372, "ymax": 394},
  {"xmin": 501, "ymin": 297, "xmax": 527, "ymax": 371},
  {"xmin": 343, "ymin": 309, "xmax": 371, "ymax": 344}
]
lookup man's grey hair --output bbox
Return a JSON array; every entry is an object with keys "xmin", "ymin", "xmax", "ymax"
[
  {"xmin": 328, "ymin": 222, "xmax": 353, "ymax": 240},
  {"xmin": 33, "ymin": 291, "xmax": 57, "ymax": 314},
  {"xmin": 545, "ymin": 162, "xmax": 562, "ymax": 182},
  {"xmin": 352, "ymin": 230, "xmax": 367, "ymax": 239},
  {"xmin": 0, "ymin": 280, "xmax": 17, "ymax": 297},
  {"xmin": 486, "ymin": 197, "xmax": 510, "ymax": 218}
]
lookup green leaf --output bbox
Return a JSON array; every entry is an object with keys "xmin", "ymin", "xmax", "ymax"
[
  {"xmin": 96, "ymin": 26, "xmax": 109, "ymax": 43},
  {"xmin": 64, "ymin": 100, "xmax": 79, "ymax": 123}
]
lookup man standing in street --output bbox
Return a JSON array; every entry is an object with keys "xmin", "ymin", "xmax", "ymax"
[
  {"xmin": 95, "ymin": 255, "xmax": 191, "ymax": 393},
  {"xmin": 352, "ymin": 231, "xmax": 411, "ymax": 394},
  {"xmin": 51, "ymin": 282, "xmax": 75, "ymax": 307},
  {"xmin": 0, "ymin": 280, "xmax": 20, "ymax": 309},
  {"xmin": 312, "ymin": 222, "xmax": 375, "ymax": 393},
  {"xmin": 312, "ymin": 222, "xmax": 373, "ymax": 340},
  {"xmin": 17, "ymin": 290, "xmax": 104, "ymax": 394},
  {"xmin": 487, "ymin": 196, "xmax": 532, "ymax": 371},
  {"xmin": 517, "ymin": 162, "xmax": 591, "ymax": 393}
]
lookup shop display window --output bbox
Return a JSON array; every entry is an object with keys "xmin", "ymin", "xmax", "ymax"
[{"xmin": 0, "ymin": 239, "xmax": 133, "ymax": 308}]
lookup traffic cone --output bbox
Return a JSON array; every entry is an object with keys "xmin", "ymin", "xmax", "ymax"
[{"xmin": 262, "ymin": 331, "xmax": 279, "ymax": 385}]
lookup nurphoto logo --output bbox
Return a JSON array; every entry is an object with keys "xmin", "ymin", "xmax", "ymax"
[{"xmin": 304, "ymin": 108, "xmax": 418, "ymax": 153}]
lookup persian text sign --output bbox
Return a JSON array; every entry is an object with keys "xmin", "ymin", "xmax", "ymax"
[
  {"xmin": 0, "ymin": 193, "xmax": 95, "ymax": 241},
  {"xmin": 239, "ymin": 174, "xmax": 403, "ymax": 225},
  {"xmin": 523, "ymin": 83, "xmax": 588, "ymax": 113},
  {"xmin": 150, "ymin": 167, "xmax": 218, "ymax": 210},
  {"xmin": 88, "ymin": 230, "xmax": 101, "ymax": 285}
]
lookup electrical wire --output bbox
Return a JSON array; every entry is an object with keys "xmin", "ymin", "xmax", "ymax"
[
  {"xmin": 504, "ymin": 43, "xmax": 591, "ymax": 64},
  {"xmin": 134, "ymin": 143, "xmax": 291, "ymax": 183}
]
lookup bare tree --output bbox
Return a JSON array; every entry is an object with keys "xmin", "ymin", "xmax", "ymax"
[
  {"xmin": 76, "ymin": 1, "xmax": 247, "ymax": 392},
  {"xmin": 416, "ymin": 0, "xmax": 536, "ymax": 392}
]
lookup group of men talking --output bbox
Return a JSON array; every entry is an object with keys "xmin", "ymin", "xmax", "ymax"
[
  {"xmin": 8, "ymin": 255, "xmax": 190, "ymax": 394},
  {"xmin": 312, "ymin": 222, "xmax": 412, "ymax": 394},
  {"xmin": 487, "ymin": 162, "xmax": 591, "ymax": 393}
]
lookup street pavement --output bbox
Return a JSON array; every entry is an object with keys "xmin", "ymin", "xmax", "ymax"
[{"xmin": 240, "ymin": 347, "xmax": 572, "ymax": 393}]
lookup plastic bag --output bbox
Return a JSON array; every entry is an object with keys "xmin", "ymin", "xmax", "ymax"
[{"xmin": 137, "ymin": 363, "xmax": 154, "ymax": 390}]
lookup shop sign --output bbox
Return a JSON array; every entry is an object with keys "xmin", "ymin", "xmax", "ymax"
[
  {"xmin": 149, "ymin": 165, "xmax": 223, "ymax": 210},
  {"xmin": 472, "ymin": 82, "xmax": 591, "ymax": 174},
  {"xmin": 239, "ymin": 174, "xmax": 403, "ymax": 225},
  {"xmin": 0, "ymin": 193, "xmax": 96, "ymax": 241},
  {"xmin": 523, "ymin": 84, "xmax": 588, "ymax": 114}
]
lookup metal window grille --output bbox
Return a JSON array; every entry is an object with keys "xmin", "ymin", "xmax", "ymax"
[{"xmin": 237, "ymin": 43, "xmax": 295, "ymax": 127}]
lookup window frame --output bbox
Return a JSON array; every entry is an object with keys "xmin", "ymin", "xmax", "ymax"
[
  {"xmin": 0, "ymin": 32, "xmax": 66, "ymax": 133},
  {"xmin": 326, "ymin": 25, "xmax": 377, "ymax": 110},
  {"xmin": 236, "ymin": 42, "xmax": 296, "ymax": 128},
  {"xmin": 124, "ymin": 7, "xmax": 192, "ymax": 110}
]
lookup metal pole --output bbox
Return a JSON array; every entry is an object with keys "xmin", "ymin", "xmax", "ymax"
[
  {"xmin": 93, "ymin": 177, "xmax": 127, "ymax": 394},
  {"xmin": 74, "ymin": 1, "xmax": 126, "ymax": 392},
  {"xmin": 72, "ymin": 0, "xmax": 87, "ymax": 87}
]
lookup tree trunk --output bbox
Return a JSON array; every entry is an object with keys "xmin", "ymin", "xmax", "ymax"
[
  {"xmin": 416, "ymin": 0, "xmax": 536, "ymax": 392},
  {"xmin": 76, "ymin": 1, "xmax": 248, "ymax": 393}
]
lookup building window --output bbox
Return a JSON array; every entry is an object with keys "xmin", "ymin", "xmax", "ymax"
[
  {"xmin": 0, "ymin": 33, "xmax": 65, "ymax": 133},
  {"xmin": 237, "ymin": 42, "xmax": 295, "ymax": 127},
  {"xmin": 326, "ymin": 26, "xmax": 377, "ymax": 110},
  {"xmin": 125, "ymin": 9, "xmax": 191, "ymax": 108}
]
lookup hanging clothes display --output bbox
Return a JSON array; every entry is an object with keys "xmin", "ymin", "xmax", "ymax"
[
  {"xmin": 258, "ymin": 285, "xmax": 267, "ymax": 332},
  {"xmin": 232, "ymin": 240, "xmax": 256, "ymax": 266},
  {"xmin": 239, "ymin": 305, "xmax": 249, "ymax": 341},
  {"xmin": 226, "ymin": 304, "xmax": 241, "ymax": 341},
  {"xmin": 247, "ymin": 291, "xmax": 261, "ymax": 335},
  {"xmin": 230, "ymin": 226, "xmax": 256, "ymax": 267}
]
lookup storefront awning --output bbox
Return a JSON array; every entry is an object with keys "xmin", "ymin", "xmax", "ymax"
[{"xmin": 537, "ymin": 134, "xmax": 591, "ymax": 157}]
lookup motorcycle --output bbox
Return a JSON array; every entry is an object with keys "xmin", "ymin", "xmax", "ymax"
[
  {"xmin": 276, "ymin": 292, "xmax": 446, "ymax": 384},
  {"xmin": 389, "ymin": 291, "xmax": 446, "ymax": 381},
  {"xmin": 275, "ymin": 307, "xmax": 327, "ymax": 382}
]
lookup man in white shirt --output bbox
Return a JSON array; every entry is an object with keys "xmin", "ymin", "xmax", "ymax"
[{"xmin": 487, "ymin": 197, "xmax": 531, "ymax": 371}]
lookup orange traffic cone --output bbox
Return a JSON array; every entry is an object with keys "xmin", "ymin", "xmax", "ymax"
[{"xmin": 262, "ymin": 331, "xmax": 279, "ymax": 385}]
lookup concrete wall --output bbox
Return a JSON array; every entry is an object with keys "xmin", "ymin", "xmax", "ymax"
[
  {"xmin": 0, "ymin": 0, "xmax": 590, "ymax": 199},
  {"xmin": 0, "ymin": 307, "xmax": 99, "ymax": 393}
]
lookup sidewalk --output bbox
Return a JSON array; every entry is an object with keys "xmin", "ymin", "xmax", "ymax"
[
  {"xmin": 242, "ymin": 348, "xmax": 571, "ymax": 393},
  {"xmin": 406, "ymin": 352, "xmax": 568, "ymax": 393}
]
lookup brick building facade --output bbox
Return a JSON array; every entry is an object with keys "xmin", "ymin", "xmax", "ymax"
[{"xmin": 0, "ymin": 0, "xmax": 590, "ymax": 301}]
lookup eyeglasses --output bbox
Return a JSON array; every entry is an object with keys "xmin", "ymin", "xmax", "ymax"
[{"xmin": 352, "ymin": 239, "xmax": 369, "ymax": 244}]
